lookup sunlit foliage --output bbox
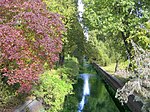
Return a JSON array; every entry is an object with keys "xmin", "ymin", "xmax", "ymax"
[{"xmin": 82, "ymin": 0, "xmax": 150, "ymax": 111}]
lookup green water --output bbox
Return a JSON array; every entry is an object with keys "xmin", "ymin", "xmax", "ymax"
[
  {"xmin": 62, "ymin": 73, "xmax": 120, "ymax": 112},
  {"xmin": 78, "ymin": 74, "xmax": 120, "ymax": 112}
]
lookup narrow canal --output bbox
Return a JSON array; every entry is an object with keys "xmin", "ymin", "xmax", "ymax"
[
  {"xmin": 62, "ymin": 63, "xmax": 131, "ymax": 112},
  {"xmin": 76, "ymin": 66, "xmax": 120, "ymax": 112}
]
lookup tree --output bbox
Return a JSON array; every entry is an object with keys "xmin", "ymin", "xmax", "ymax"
[
  {"xmin": 83, "ymin": 0, "xmax": 150, "ymax": 65},
  {"xmin": 43, "ymin": 0, "xmax": 86, "ymax": 65},
  {"xmin": 85, "ymin": 30, "xmax": 110, "ymax": 66},
  {"xmin": 0, "ymin": 0, "xmax": 65, "ymax": 92}
]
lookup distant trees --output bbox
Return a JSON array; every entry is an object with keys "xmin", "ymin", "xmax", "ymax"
[
  {"xmin": 43, "ymin": 0, "xmax": 86, "ymax": 65},
  {"xmin": 0, "ymin": 0, "xmax": 65, "ymax": 92},
  {"xmin": 85, "ymin": 30, "xmax": 110, "ymax": 66}
]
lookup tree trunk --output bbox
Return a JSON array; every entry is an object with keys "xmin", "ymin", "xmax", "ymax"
[
  {"xmin": 121, "ymin": 32, "xmax": 133, "ymax": 70},
  {"xmin": 58, "ymin": 49, "xmax": 64, "ymax": 66},
  {"xmin": 121, "ymin": 32, "xmax": 132, "ymax": 60},
  {"xmin": 115, "ymin": 59, "xmax": 119, "ymax": 73}
]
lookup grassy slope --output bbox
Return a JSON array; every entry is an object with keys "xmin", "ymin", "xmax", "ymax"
[
  {"xmin": 101, "ymin": 61, "xmax": 129, "ymax": 74},
  {"xmin": 101, "ymin": 61, "xmax": 129, "ymax": 83}
]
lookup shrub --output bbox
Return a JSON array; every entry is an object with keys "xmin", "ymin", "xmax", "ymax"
[
  {"xmin": 32, "ymin": 70, "xmax": 73, "ymax": 112},
  {"xmin": 0, "ymin": 76, "xmax": 24, "ymax": 110},
  {"xmin": 32, "ymin": 57, "xmax": 79, "ymax": 112}
]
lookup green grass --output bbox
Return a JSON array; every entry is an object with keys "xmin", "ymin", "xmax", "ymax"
[
  {"xmin": 101, "ymin": 61, "xmax": 129, "ymax": 75},
  {"xmin": 101, "ymin": 63, "xmax": 116, "ymax": 74},
  {"xmin": 101, "ymin": 61, "xmax": 129, "ymax": 83}
]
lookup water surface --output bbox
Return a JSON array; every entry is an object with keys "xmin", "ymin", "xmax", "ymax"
[{"xmin": 77, "ymin": 73, "xmax": 120, "ymax": 112}]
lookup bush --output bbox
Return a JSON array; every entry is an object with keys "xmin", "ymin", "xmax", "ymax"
[
  {"xmin": 32, "ymin": 57, "xmax": 79, "ymax": 112},
  {"xmin": 63, "ymin": 57, "xmax": 79, "ymax": 81},
  {"xmin": 32, "ymin": 70, "xmax": 72, "ymax": 112},
  {"xmin": 0, "ymin": 76, "xmax": 24, "ymax": 110}
]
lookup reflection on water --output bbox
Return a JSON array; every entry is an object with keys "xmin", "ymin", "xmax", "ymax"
[
  {"xmin": 78, "ymin": 74, "xmax": 90, "ymax": 112},
  {"xmin": 62, "ymin": 64, "xmax": 120, "ymax": 112},
  {"xmin": 78, "ymin": 74, "xmax": 120, "ymax": 112}
]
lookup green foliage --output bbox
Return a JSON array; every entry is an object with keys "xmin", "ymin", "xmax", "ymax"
[
  {"xmin": 83, "ymin": 0, "xmax": 150, "ymax": 111},
  {"xmin": 32, "ymin": 56, "xmax": 80, "ymax": 112},
  {"xmin": 61, "ymin": 94, "xmax": 78, "ymax": 112},
  {"xmin": 43, "ymin": 0, "xmax": 76, "ymax": 28},
  {"xmin": 63, "ymin": 57, "xmax": 79, "ymax": 80},
  {"xmin": 83, "ymin": 0, "xmax": 150, "ymax": 63},
  {"xmin": 0, "ymin": 76, "xmax": 23, "ymax": 109},
  {"xmin": 44, "ymin": 0, "xmax": 86, "ymax": 64},
  {"xmin": 33, "ymin": 70, "xmax": 72, "ymax": 112},
  {"xmin": 0, "ymin": 78, "xmax": 14, "ymax": 107},
  {"xmin": 67, "ymin": 19, "xmax": 86, "ymax": 64},
  {"xmin": 85, "ymin": 30, "xmax": 110, "ymax": 66},
  {"xmin": 127, "ymin": 22, "xmax": 150, "ymax": 50}
]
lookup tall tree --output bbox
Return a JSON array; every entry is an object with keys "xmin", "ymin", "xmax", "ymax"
[
  {"xmin": 83, "ymin": 0, "xmax": 150, "ymax": 64},
  {"xmin": 43, "ymin": 0, "xmax": 86, "ymax": 65}
]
